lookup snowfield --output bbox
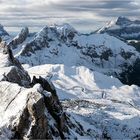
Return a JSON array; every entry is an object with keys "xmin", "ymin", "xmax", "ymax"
[{"xmin": 27, "ymin": 64, "xmax": 140, "ymax": 139}]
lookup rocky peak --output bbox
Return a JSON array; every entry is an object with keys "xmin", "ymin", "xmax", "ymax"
[
  {"xmin": 116, "ymin": 16, "xmax": 132, "ymax": 26},
  {"xmin": 35, "ymin": 23, "xmax": 77, "ymax": 41},
  {"xmin": 54, "ymin": 23, "xmax": 77, "ymax": 40},
  {"xmin": 0, "ymin": 40, "xmax": 31, "ymax": 87},
  {"xmin": 18, "ymin": 24, "xmax": 77, "ymax": 57},
  {"xmin": 0, "ymin": 24, "xmax": 9, "ymax": 37},
  {"xmin": 9, "ymin": 27, "xmax": 29, "ymax": 49},
  {"xmin": 97, "ymin": 17, "xmax": 140, "ymax": 40}
]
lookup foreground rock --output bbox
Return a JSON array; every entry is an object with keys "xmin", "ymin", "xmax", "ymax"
[
  {"xmin": 0, "ymin": 76, "xmax": 87, "ymax": 140},
  {"xmin": 0, "ymin": 40, "xmax": 31, "ymax": 87}
]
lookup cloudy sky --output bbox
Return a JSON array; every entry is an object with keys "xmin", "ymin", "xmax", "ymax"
[{"xmin": 0, "ymin": 0, "xmax": 140, "ymax": 33}]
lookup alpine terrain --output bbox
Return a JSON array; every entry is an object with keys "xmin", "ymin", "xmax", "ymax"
[{"xmin": 0, "ymin": 20, "xmax": 140, "ymax": 139}]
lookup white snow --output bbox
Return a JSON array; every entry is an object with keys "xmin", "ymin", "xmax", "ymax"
[
  {"xmin": 15, "ymin": 25, "xmax": 139, "ymax": 77},
  {"xmin": 26, "ymin": 64, "xmax": 140, "ymax": 139},
  {"xmin": 0, "ymin": 81, "xmax": 42, "ymax": 140}
]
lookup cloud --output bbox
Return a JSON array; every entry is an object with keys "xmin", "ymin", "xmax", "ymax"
[{"xmin": 0, "ymin": 0, "xmax": 140, "ymax": 33}]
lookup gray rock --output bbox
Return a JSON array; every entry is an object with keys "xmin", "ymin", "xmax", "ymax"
[
  {"xmin": 0, "ymin": 41, "xmax": 31, "ymax": 87},
  {"xmin": 9, "ymin": 27, "xmax": 29, "ymax": 49},
  {"xmin": 0, "ymin": 24, "xmax": 9, "ymax": 37},
  {"xmin": 0, "ymin": 80, "xmax": 77, "ymax": 139}
]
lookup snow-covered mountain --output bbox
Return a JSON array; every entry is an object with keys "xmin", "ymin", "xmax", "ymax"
[
  {"xmin": 10, "ymin": 23, "xmax": 140, "ymax": 85},
  {"xmin": 97, "ymin": 16, "xmax": 140, "ymax": 40},
  {"xmin": 1, "ymin": 23, "xmax": 140, "ymax": 139}
]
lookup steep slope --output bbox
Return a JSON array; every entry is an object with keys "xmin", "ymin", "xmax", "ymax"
[
  {"xmin": 14, "ymin": 24, "xmax": 139, "ymax": 81},
  {"xmin": 97, "ymin": 16, "xmax": 140, "ymax": 40}
]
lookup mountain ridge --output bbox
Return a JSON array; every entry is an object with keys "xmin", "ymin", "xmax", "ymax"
[
  {"xmin": 97, "ymin": 16, "xmax": 140, "ymax": 40},
  {"xmin": 9, "ymin": 23, "xmax": 140, "ymax": 85}
]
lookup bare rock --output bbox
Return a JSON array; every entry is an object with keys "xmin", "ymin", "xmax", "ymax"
[
  {"xmin": 9, "ymin": 27, "xmax": 29, "ymax": 49},
  {"xmin": 0, "ymin": 24, "xmax": 9, "ymax": 37},
  {"xmin": 0, "ymin": 80, "xmax": 75, "ymax": 140},
  {"xmin": 31, "ymin": 76, "xmax": 69, "ymax": 138},
  {"xmin": 0, "ymin": 41, "xmax": 31, "ymax": 87}
]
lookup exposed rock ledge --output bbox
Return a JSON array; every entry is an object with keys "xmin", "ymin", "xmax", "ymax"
[{"xmin": 0, "ymin": 40, "xmax": 31, "ymax": 87}]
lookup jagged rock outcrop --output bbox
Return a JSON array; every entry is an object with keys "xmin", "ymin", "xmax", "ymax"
[
  {"xmin": 0, "ymin": 24, "xmax": 9, "ymax": 37},
  {"xmin": 9, "ymin": 27, "xmax": 29, "ymax": 49},
  {"xmin": 30, "ymin": 76, "xmax": 70, "ymax": 139},
  {"xmin": 0, "ymin": 40, "xmax": 31, "ymax": 87},
  {"xmin": 97, "ymin": 16, "xmax": 140, "ymax": 40},
  {"xmin": 0, "ymin": 47, "xmax": 85, "ymax": 139},
  {"xmin": 0, "ymin": 77, "xmax": 84, "ymax": 139}
]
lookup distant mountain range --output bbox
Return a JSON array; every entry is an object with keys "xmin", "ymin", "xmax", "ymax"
[{"xmin": 97, "ymin": 16, "xmax": 140, "ymax": 41}]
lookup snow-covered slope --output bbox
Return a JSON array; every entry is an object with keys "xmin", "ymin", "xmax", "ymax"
[
  {"xmin": 13, "ymin": 24, "xmax": 139, "ymax": 78},
  {"xmin": 26, "ymin": 64, "xmax": 140, "ymax": 139},
  {"xmin": 97, "ymin": 16, "xmax": 140, "ymax": 40}
]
